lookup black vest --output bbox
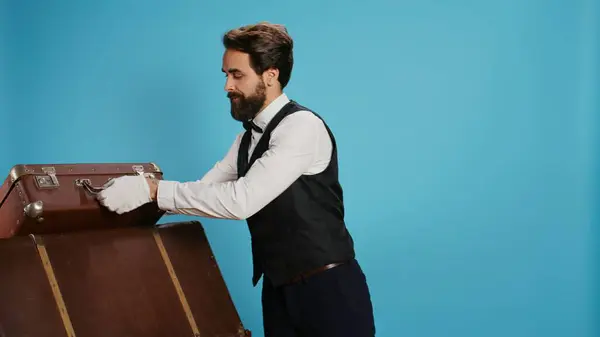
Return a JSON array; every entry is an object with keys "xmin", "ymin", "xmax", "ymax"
[{"xmin": 237, "ymin": 100, "xmax": 356, "ymax": 287}]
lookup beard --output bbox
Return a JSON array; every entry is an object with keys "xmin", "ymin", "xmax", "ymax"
[{"xmin": 228, "ymin": 80, "xmax": 267, "ymax": 122}]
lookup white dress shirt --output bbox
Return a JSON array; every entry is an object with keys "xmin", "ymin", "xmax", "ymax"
[{"xmin": 157, "ymin": 93, "xmax": 333, "ymax": 220}]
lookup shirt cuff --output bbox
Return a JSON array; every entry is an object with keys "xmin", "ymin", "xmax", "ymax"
[{"xmin": 157, "ymin": 180, "xmax": 177, "ymax": 211}]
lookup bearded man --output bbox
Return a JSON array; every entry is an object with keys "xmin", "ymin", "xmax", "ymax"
[{"xmin": 97, "ymin": 21, "xmax": 376, "ymax": 337}]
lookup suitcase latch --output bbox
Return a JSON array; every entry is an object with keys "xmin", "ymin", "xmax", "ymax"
[
  {"xmin": 35, "ymin": 167, "xmax": 60, "ymax": 189},
  {"xmin": 132, "ymin": 165, "xmax": 157, "ymax": 179}
]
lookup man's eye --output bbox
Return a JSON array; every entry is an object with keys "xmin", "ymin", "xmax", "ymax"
[{"xmin": 225, "ymin": 73, "xmax": 243, "ymax": 79}]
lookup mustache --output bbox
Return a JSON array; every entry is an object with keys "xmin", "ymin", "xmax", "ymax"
[{"xmin": 227, "ymin": 92, "xmax": 243, "ymax": 99}]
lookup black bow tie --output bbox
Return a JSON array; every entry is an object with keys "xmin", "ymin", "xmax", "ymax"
[{"xmin": 243, "ymin": 120, "xmax": 263, "ymax": 133}]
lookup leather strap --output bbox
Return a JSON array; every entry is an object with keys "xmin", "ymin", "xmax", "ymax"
[
  {"xmin": 153, "ymin": 231, "xmax": 201, "ymax": 337},
  {"xmin": 31, "ymin": 234, "xmax": 77, "ymax": 337}
]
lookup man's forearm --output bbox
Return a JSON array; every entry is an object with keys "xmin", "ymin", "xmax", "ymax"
[{"xmin": 147, "ymin": 112, "xmax": 325, "ymax": 218}]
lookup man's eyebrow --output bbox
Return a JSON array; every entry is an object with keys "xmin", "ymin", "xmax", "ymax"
[{"xmin": 222, "ymin": 68, "xmax": 242, "ymax": 73}]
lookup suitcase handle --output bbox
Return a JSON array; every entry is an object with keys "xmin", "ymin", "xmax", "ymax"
[
  {"xmin": 76, "ymin": 173, "xmax": 148, "ymax": 196},
  {"xmin": 75, "ymin": 178, "xmax": 111, "ymax": 195}
]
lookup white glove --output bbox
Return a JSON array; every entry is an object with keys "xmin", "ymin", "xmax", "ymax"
[{"xmin": 96, "ymin": 174, "xmax": 152, "ymax": 214}]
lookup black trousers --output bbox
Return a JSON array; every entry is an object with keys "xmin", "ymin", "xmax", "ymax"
[{"xmin": 261, "ymin": 259, "xmax": 376, "ymax": 337}]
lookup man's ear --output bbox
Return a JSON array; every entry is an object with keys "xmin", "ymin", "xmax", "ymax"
[{"xmin": 264, "ymin": 68, "xmax": 279, "ymax": 86}]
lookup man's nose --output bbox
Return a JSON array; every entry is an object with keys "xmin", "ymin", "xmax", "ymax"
[{"xmin": 224, "ymin": 78, "xmax": 235, "ymax": 92}]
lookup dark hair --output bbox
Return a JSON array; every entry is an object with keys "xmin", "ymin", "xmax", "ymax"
[{"xmin": 223, "ymin": 22, "xmax": 294, "ymax": 88}]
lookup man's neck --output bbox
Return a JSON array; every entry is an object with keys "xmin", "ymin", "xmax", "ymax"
[{"xmin": 255, "ymin": 90, "xmax": 283, "ymax": 119}]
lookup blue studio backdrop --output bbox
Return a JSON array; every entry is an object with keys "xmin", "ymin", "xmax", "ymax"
[{"xmin": 1, "ymin": 1, "xmax": 598, "ymax": 336}]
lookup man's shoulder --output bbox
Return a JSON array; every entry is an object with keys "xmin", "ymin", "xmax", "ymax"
[
  {"xmin": 277, "ymin": 108, "xmax": 327, "ymax": 134},
  {"xmin": 271, "ymin": 107, "xmax": 331, "ymax": 149}
]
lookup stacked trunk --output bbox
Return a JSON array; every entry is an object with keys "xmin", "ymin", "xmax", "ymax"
[{"xmin": 0, "ymin": 163, "xmax": 251, "ymax": 337}]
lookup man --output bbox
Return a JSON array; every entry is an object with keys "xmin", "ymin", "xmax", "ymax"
[{"xmin": 97, "ymin": 22, "xmax": 375, "ymax": 337}]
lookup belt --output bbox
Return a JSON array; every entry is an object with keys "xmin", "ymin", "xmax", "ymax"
[{"xmin": 286, "ymin": 261, "xmax": 346, "ymax": 285}]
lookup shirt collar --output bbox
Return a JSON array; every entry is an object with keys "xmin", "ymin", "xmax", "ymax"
[{"xmin": 252, "ymin": 93, "xmax": 290, "ymax": 131}]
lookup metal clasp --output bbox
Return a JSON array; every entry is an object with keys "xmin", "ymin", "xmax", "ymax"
[
  {"xmin": 35, "ymin": 167, "xmax": 60, "ymax": 189},
  {"xmin": 132, "ymin": 165, "xmax": 144, "ymax": 175}
]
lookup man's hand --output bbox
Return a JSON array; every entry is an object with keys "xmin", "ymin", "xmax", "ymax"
[{"xmin": 97, "ymin": 174, "xmax": 153, "ymax": 214}]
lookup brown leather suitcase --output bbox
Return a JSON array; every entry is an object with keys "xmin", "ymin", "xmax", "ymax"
[
  {"xmin": 0, "ymin": 163, "xmax": 165, "ymax": 238},
  {"xmin": 0, "ymin": 220, "xmax": 251, "ymax": 337}
]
